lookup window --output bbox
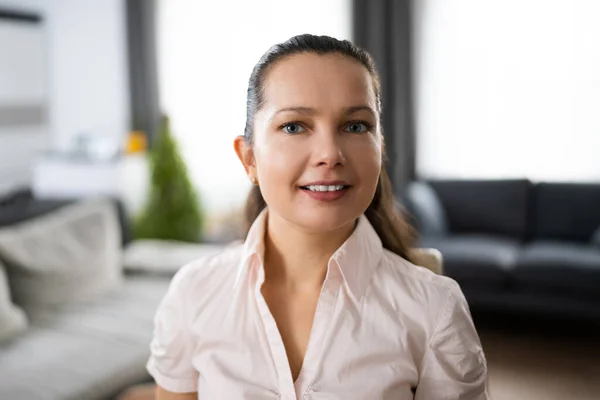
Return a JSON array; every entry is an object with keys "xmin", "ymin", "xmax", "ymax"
[{"xmin": 414, "ymin": 0, "xmax": 600, "ymax": 182}]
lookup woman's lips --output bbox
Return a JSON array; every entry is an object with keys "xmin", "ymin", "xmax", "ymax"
[{"xmin": 299, "ymin": 186, "xmax": 350, "ymax": 202}]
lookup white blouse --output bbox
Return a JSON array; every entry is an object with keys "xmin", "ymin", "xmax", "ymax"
[{"xmin": 147, "ymin": 210, "xmax": 489, "ymax": 399}]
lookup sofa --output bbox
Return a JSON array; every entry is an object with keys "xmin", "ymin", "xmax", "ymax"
[
  {"xmin": 0, "ymin": 192, "xmax": 174, "ymax": 400},
  {"xmin": 403, "ymin": 179, "xmax": 600, "ymax": 321}
]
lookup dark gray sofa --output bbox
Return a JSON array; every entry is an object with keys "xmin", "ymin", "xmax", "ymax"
[{"xmin": 404, "ymin": 179, "xmax": 600, "ymax": 320}]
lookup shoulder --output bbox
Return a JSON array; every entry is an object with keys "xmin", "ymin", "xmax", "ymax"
[
  {"xmin": 380, "ymin": 248, "xmax": 460, "ymax": 293},
  {"xmin": 168, "ymin": 243, "xmax": 245, "ymax": 303},
  {"xmin": 377, "ymin": 248, "xmax": 465, "ymax": 319}
]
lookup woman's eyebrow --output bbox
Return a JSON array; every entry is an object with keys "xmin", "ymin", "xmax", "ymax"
[
  {"xmin": 344, "ymin": 105, "xmax": 377, "ymax": 117},
  {"xmin": 271, "ymin": 105, "xmax": 376, "ymax": 119},
  {"xmin": 273, "ymin": 107, "xmax": 316, "ymax": 117}
]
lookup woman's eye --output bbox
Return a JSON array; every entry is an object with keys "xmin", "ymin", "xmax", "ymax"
[
  {"xmin": 282, "ymin": 123, "xmax": 306, "ymax": 135},
  {"xmin": 345, "ymin": 122, "xmax": 370, "ymax": 133}
]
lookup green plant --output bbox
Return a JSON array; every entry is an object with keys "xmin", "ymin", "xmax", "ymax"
[{"xmin": 134, "ymin": 116, "xmax": 204, "ymax": 242}]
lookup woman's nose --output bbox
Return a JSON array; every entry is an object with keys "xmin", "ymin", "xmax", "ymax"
[{"xmin": 312, "ymin": 128, "xmax": 346, "ymax": 168}]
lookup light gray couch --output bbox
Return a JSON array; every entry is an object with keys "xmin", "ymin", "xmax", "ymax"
[
  {"xmin": 0, "ymin": 275, "xmax": 169, "ymax": 399},
  {"xmin": 0, "ymin": 197, "xmax": 173, "ymax": 400}
]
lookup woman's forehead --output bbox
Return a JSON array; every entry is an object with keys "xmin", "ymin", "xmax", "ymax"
[{"xmin": 261, "ymin": 53, "xmax": 377, "ymax": 111}]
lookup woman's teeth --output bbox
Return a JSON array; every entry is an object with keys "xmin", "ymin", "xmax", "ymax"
[{"xmin": 304, "ymin": 185, "xmax": 345, "ymax": 192}]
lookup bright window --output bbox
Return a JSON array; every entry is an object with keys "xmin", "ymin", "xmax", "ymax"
[{"xmin": 414, "ymin": 0, "xmax": 600, "ymax": 182}]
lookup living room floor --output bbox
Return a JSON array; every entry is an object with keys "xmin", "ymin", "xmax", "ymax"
[
  {"xmin": 475, "ymin": 311, "xmax": 600, "ymax": 400},
  {"xmin": 119, "ymin": 312, "xmax": 600, "ymax": 400}
]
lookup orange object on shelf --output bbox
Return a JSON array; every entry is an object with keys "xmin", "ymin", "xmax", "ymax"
[{"xmin": 126, "ymin": 130, "xmax": 148, "ymax": 154}]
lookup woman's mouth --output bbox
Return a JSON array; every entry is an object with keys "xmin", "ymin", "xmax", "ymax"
[
  {"xmin": 300, "ymin": 184, "xmax": 348, "ymax": 192},
  {"xmin": 298, "ymin": 184, "xmax": 351, "ymax": 201}
]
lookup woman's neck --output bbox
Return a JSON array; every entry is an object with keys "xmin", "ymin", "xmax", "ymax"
[{"xmin": 263, "ymin": 213, "xmax": 356, "ymax": 293}]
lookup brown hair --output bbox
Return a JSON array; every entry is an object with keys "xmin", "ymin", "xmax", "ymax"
[{"xmin": 242, "ymin": 34, "xmax": 416, "ymax": 262}]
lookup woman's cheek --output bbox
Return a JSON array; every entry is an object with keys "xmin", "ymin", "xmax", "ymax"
[
  {"xmin": 348, "ymin": 136, "xmax": 381, "ymax": 165},
  {"xmin": 255, "ymin": 141, "xmax": 301, "ymax": 183}
]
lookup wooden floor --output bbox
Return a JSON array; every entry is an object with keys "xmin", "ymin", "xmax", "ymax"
[{"xmin": 476, "ymin": 311, "xmax": 600, "ymax": 400}]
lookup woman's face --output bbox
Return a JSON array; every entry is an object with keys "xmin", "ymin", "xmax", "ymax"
[{"xmin": 237, "ymin": 52, "xmax": 382, "ymax": 234}]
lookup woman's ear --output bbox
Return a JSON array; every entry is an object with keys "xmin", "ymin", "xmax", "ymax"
[{"xmin": 234, "ymin": 135, "xmax": 256, "ymax": 180}]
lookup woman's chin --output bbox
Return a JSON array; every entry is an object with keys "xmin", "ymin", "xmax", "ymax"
[{"xmin": 291, "ymin": 209, "xmax": 360, "ymax": 234}]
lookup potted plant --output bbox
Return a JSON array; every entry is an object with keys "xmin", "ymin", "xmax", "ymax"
[{"xmin": 134, "ymin": 116, "xmax": 204, "ymax": 242}]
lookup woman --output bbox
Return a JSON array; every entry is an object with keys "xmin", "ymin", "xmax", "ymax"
[{"xmin": 147, "ymin": 34, "xmax": 489, "ymax": 400}]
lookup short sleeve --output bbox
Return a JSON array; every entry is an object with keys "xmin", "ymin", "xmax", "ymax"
[
  {"xmin": 146, "ymin": 265, "xmax": 199, "ymax": 393},
  {"xmin": 415, "ymin": 281, "xmax": 489, "ymax": 400}
]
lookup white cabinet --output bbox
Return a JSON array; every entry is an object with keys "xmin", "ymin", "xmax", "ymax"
[{"xmin": 32, "ymin": 154, "xmax": 149, "ymax": 216}]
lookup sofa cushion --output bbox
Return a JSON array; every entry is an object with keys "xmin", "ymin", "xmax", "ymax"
[
  {"xmin": 513, "ymin": 241, "xmax": 600, "ymax": 299},
  {"xmin": 0, "ymin": 190, "xmax": 131, "ymax": 246},
  {"xmin": 428, "ymin": 179, "xmax": 531, "ymax": 240},
  {"xmin": 404, "ymin": 181, "xmax": 448, "ymax": 236},
  {"xmin": 0, "ymin": 260, "xmax": 27, "ymax": 343},
  {"xmin": 0, "ymin": 275, "xmax": 169, "ymax": 400},
  {"xmin": 0, "ymin": 199, "xmax": 122, "ymax": 310},
  {"xmin": 532, "ymin": 183, "xmax": 600, "ymax": 242},
  {"xmin": 410, "ymin": 248, "xmax": 444, "ymax": 275},
  {"xmin": 592, "ymin": 226, "xmax": 600, "ymax": 248},
  {"xmin": 123, "ymin": 239, "xmax": 224, "ymax": 276},
  {"xmin": 420, "ymin": 234, "xmax": 519, "ymax": 288}
]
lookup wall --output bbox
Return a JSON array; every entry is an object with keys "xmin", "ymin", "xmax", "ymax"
[
  {"xmin": 0, "ymin": 0, "xmax": 129, "ymax": 194},
  {"xmin": 0, "ymin": 14, "xmax": 47, "ymax": 193}
]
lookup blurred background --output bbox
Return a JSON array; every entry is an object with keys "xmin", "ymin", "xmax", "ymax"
[{"xmin": 0, "ymin": 1, "xmax": 599, "ymax": 399}]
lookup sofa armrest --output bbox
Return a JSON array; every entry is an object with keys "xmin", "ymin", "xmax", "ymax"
[
  {"xmin": 591, "ymin": 226, "xmax": 600, "ymax": 248},
  {"xmin": 403, "ymin": 181, "xmax": 448, "ymax": 237}
]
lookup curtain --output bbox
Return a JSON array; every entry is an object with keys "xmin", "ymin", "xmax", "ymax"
[
  {"xmin": 126, "ymin": 0, "xmax": 161, "ymax": 142},
  {"xmin": 353, "ymin": 0, "xmax": 417, "ymax": 193}
]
